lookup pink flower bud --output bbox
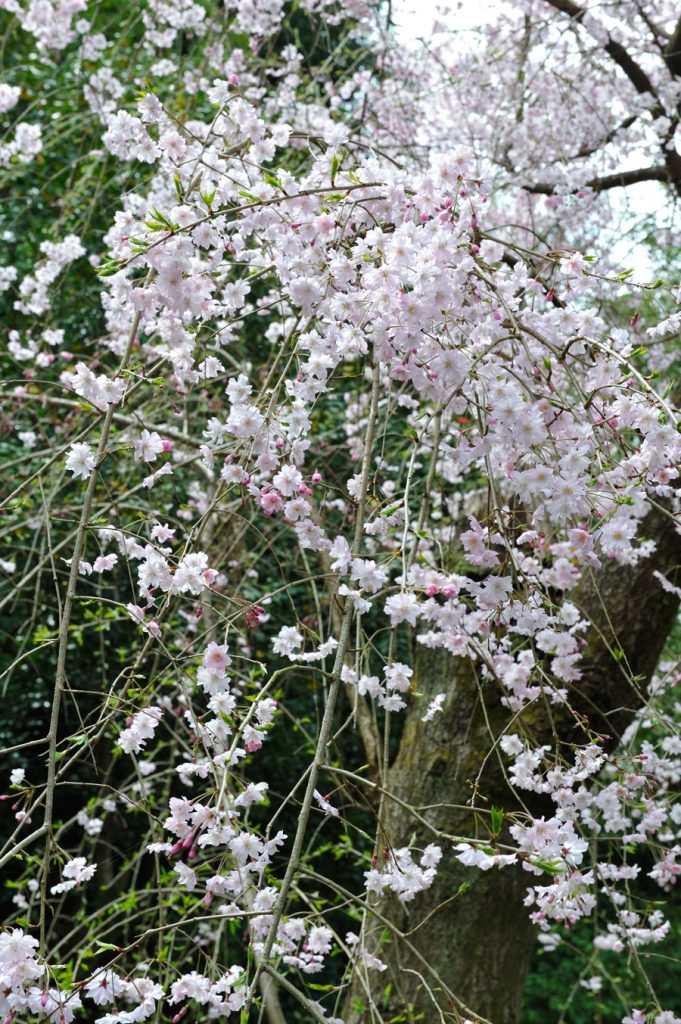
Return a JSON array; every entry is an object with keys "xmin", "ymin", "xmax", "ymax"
[{"xmin": 229, "ymin": 74, "xmax": 239, "ymax": 86}]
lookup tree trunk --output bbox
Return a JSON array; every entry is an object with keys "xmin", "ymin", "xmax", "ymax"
[
  {"xmin": 345, "ymin": 500, "xmax": 681, "ymax": 1023},
  {"xmin": 345, "ymin": 649, "xmax": 539, "ymax": 1024}
]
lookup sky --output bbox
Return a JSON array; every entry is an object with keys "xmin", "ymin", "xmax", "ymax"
[{"xmin": 392, "ymin": 0, "xmax": 486, "ymax": 41}]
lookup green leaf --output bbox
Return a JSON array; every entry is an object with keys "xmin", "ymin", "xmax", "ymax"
[
  {"xmin": 490, "ymin": 805, "xmax": 504, "ymax": 836},
  {"xmin": 96, "ymin": 260, "xmax": 123, "ymax": 277},
  {"xmin": 531, "ymin": 857, "xmax": 565, "ymax": 875},
  {"xmin": 331, "ymin": 152, "xmax": 340, "ymax": 186},
  {"xmin": 32, "ymin": 625, "xmax": 56, "ymax": 644}
]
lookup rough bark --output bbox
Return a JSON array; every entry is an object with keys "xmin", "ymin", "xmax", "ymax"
[
  {"xmin": 345, "ymin": 500, "xmax": 681, "ymax": 1024},
  {"xmin": 345, "ymin": 650, "xmax": 539, "ymax": 1024}
]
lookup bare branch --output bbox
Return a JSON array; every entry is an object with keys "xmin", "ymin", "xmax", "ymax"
[{"xmin": 524, "ymin": 164, "xmax": 672, "ymax": 195}]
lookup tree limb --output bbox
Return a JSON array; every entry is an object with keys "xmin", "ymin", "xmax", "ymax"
[
  {"xmin": 524, "ymin": 164, "xmax": 672, "ymax": 195},
  {"xmin": 542, "ymin": 0, "xmax": 656, "ymax": 96},
  {"xmin": 665, "ymin": 13, "xmax": 681, "ymax": 77}
]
